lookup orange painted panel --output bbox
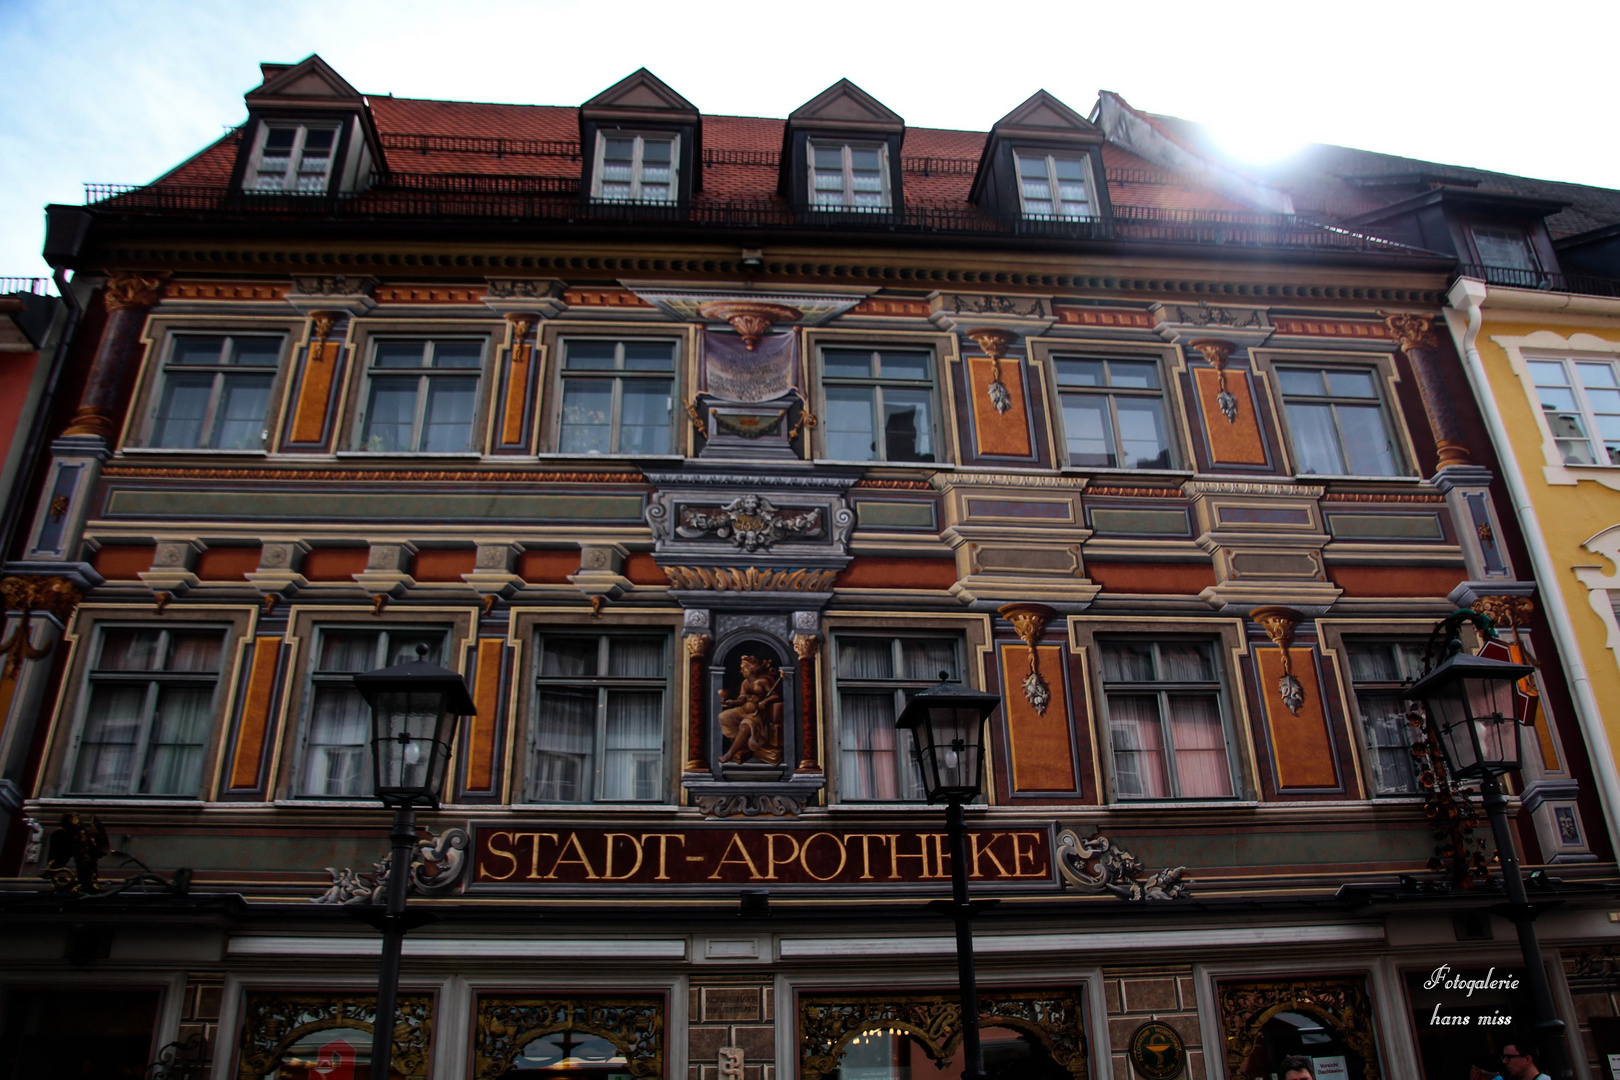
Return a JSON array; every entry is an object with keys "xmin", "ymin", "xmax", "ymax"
[
  {"xmin": 835, "ymin": 557, "xmax": 958, "ymax": 590},
  {"xmin": 966, "ymin": 357, "xmax": 1032, "ymax": 457},
  {"xmin": 1327, "ymin": 564, "xmax": 1466, "ymax": 598},
  {"xmin": 1194, "ymin": 367, "xmax": 1268, "ymax": 465},
  {"xmin": 624, "ymin": 552, "xmax": 665, "ymax": 585},
  {"xmin": 92, "ymin": 544, "xmax": 156, "ymax": 579},
  {"xmin": 1258, "ymin": 646, "xmax": 1339, "ymax": 790},
  {"xmin": 286, "ymin": 340, "xmax": 344, "ymax": 445},
  {"xmin": 466, "ymin": 638, "xmax": 505, "ymax": 791},
  {"xmin": 518, "ymin": 549, "xmax": 582, "ymax": 582},
  {"xmin": 1001, "ymin": 644, "xmax": 1078, "ymax": 793},
  {"xmin": 301, "ymin": 548, "xmax": 368, "ymax": 581},
  {"xmin": 411, "ymin": 548, "xmax": 476, "ymax": 582},
  {"xmin": 228, "ymin": 637, "xmax": 283, "ymax": 790},
  {"xmin": 196, "ymin": 546, "xmax": 262, "ymax": 581},
  {"xmin": 500, "ymin": 341, "xmax": 533, "ymax": 446}
]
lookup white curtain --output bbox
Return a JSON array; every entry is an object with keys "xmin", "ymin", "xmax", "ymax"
[
  {"xmin": 533, "ymin": 688, "xmax": 596, "ymax": 802},
  {"xmin": 143, "ymin": 686, "xmax": 212, "ymax": 794},
  {"xmin": 1108, "ymin": 694, "xmax": 1166, "ymax": 798},
  {"xmin": 1167, "ymin": 694, "xmax": 1232, "ymax": 797},
  {"xmin": 603, "ymin": 690, "xmax": 662, "ymax": 801},
  {"xmin": 839, "ymin": 692, "xmax": 900, "ymax": 801}
]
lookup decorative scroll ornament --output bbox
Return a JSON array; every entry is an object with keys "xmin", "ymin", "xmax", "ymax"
[
  {"xmin": 697, "ymin": 301, "xmax": 803, "ymax": 350},
  {"xmin": 1378, "ymin": 310, "xmax": 1439, "ymax": 352},
  {"xmin": 799, "ymin": 989, "xmax": 1087, "ymax": 1080},
  {"xmin": 474, "ymin": 995, "xmax": 665, "ymax": 1080},
  {"xmin": 1251, "ymin": 605, "xmax": 1306, "ymax": 714},
  {"xmin": 694, "ymin": 791, "xmax": 807, "ymax": 817},
  {"xmin": 102, "ymin": 271, "xmax": 169, "ymax": 310},
  {"xmin": 1189, "ymin": 338, "xmax": 1239, "ymax": 423},
  {"xmin": 676, "ymin": 494, "xmax": 824, "ymax": 551},
  {"xmin": 238, "ymin": 992, "xmax": 434, "ymax": 1080},
  {"xmin": 998, "ymin": 602, "xmax": 1054, "ymax": 716},
  {"xmin": 1055, "ymin": 829, "xmax": 1192, "ymax": 901},
  {"xmin": 0, "ymin": 575, "xmax": 81, "ymax": 680},
  {"xmin": 967, "ymin": 327, "xmax": 1016, "ymax": 414},
  {"xmin": 313, "ymin": 827, "xmax": 471, "ymax": 904},
  {"xmin": 1473, "ymin": 595, "xmax": 1541, "ymax": 701},
  {"xmin": 663, "ymin": 565, "xmax": 837, "ymax": 592}
]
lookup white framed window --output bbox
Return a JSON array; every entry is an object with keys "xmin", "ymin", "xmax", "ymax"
[
  {"xmin": 1343, "ymin": 640, "xmax": 1425, "ymax": 796},
  {"xmin": 1275, "ymin": 364, "xmax": 1403, "ymax": 476},
  {"xmin": 248, "ymin": 123, "xmax": 339, "ymax": 193},
  {"xmin": 298, "ymin": 627, "xmax": 447, "ymax": 798},
  {"xmin": 832, "ymin": 635, "xmax": 960, "ymax": 802},
  {"xmin": 1529, "ymin": 356, "xmax": 1620, "ymax": 466},
  {"xmin": 1053, "ymin": 355, "xmax": 1174, "ymax": 469},
  {"xmin": 148, "ymin": 333, "xmax": 283, "ymax": 450},
  {"xmin": 356, "ymin": 338, "xmax": 486, "ymax": 453},
  {"xmin": 1014, "ymin": 150, "xmax": 1093, "ymax": 219},
  {"xmin": 592, "ymin": 132, "xmax": 678, "ymax": 203},
  {"xmin": 1099, "ymin": 639, "xmax": 1237, "ymax": 800},
  {"xmin": 821, "ymin": 347, "xmax": 938, "ymax": 463},
  {"xmin": 557, "ymin": 338, "xmax": 678, "ymax": 455},
  {"xmin": 528, "ymin": 632, "xmax": 668, "ymax": 803},
  {"xmin": 810, "ymin": 141, "xmax": 890, "ymax": 211},
  {"xmin": 67, "ymin": 626, "xmax": 225, "ymax": 796}
]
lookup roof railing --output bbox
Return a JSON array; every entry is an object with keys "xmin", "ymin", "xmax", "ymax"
[
  {"xmin": 0, "ymin": 277, "xmax": 51, "ymax": 296},
  {"xmin": 1456, "ymin": 262, "xmax": 1620, "ymax": 298}
]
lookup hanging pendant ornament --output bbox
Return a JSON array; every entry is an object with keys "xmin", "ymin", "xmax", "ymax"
[
  {"xmin": 999, "ymin": 602, "xmax": 1056, "ymax": 716},
  {"xmin": 967, "ymin": 327, "xmax": 1017, "ymax": 414},
  {"xmin": 1251, "ymin": 605, "xmax": 1306, "ymax": 715},
  {"xmin": 1189, "ymin": 339, "xmax": 1239, "ymax": 423}
]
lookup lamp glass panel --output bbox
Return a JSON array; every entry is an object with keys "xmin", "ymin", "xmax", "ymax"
[
  {"xmin": 372, "ymin": 687, "xmax": 451, "ymax": 796},
  {"xmin": 1474, "ymin": 715, "xmax": 1520, "ymax": 769},
  {"xmin": 917, "ymin": 704, "xmax": 983, "ymax": 796}
]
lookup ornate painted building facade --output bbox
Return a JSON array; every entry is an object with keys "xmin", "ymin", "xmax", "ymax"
[{"xmin": 2, "ymin": 57, "xmax": 1619, "ymax": 1080}]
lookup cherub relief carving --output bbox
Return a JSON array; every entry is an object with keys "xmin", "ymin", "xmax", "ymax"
[{"xmin": 717, "ymin": 654, "xmax": 785, "ymax": 766}]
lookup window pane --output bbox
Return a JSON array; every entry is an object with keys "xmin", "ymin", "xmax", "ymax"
[
  {"xmin": 1325, "ymin": 370, "xmax": 1378, "ymax": 398},
  {"xmin": 263, "ymin": 128, "xmax": 297, "ymax": 153},
  {"xmin": 212, "ymin": 375, "xmax": 272, "ymax": 449},
  {"xmin": 618, "ymin": 379, "xmax": 673, "ymax": 454},
  {"xmin": 640, "ymin": 138, "xmax": 672, "ymax": 164},
  {"xmin": 602, "ymin": 691, "xmax": 662, "ymax": 801},
  {"xmin": 142, "ymin": 686, "xmax": 212, "ymax": 794},
  {"xmin": 73, "ymin": 685, "xmax": 146, "ymax": 793},
  {"xmin": 565, "ymin": 341, "xmax": 617, "ymax": 370},
  {"xmin": 899, "ymin": 639, "xmax": 957, "ymax": 682},
  {"xmin": 1115, "ymin": 398, "xmax": 1172, "ymax": 469},
  {"xmin": 882, "ymin": 389, "xmax": 933, "ymax": 462},
  {"xmin": 1529, "ymin": 360, "xmax": 1570, "ymax": 386},
  {"xmin": 1107, "ymin": 360, "xmax": 1160, "ymax": 389},
  {"xmin": 1159, "ymin": 641, "xmax": 1215, "ymax": 682},
  {"xmin": 151, "ymin": 375, "xmax": 213, "ymax": 448},
  {"xmin": 1167, "ymin": 694, "xmax": 1232, "ymax": 797},
  {"xmin": 1100, "ymin": 642, "xmax": 1155, "ymax": 682},
  {"xmin": 559, "ymin": 380, "xmax": 613, "ymax": 454},
  {"xmin": 1538, "ymin": 386, "xmax": 1578, "ymax": 411},
  {"xmin": 373, "ymin": 342, "xmax": 426, "ymax": 368},
  {"xmin": 171, "ymin": 337, "xmax": 226, "ymax": 365},
  {"xmin": 837, "ymin": 639, "xmax": 894, "ymax": 681},
  {"xmin": 1337, "ymin": 404, "xmax": 1400, "ymax": 475},
  {"xmin": 1472, "ymin": 225, "xmax": 1536, "ymax": 270},
  {"xmin": 432, "ymin": 342, "xmax": 483, "ymax": 369},
  {"xmin": 1277, "ymin": 369, "xmax": 1324, "ymax": 396},
  {"xmin": 1347, "ymin": 643, "xmax": 1400, "ymax": 682},
  {"xmin": 1109, "ymin": 694, "xmax": 1167, "ymax": 798},
  {"xmin": 1359, "ymin": 692, "xmax": 1419, "ymax": 794},
  {"xmin": 361, "ymin": 378, "xmax": 419, "ymax": 452},
  {"xmin": 230, "ymin": 338, "xmax": 281, "ymax": 366},
  {"xmin": 1056, "ymin": 359, "xmax": 1104, "ymax": 387},
  {"xmin": 839, "ymin": 691, "xmax": 903, "ymax": 801},
  {"xmin": 850, "ymin": 147, "xmax": 882, "ymax": 171},
  {"xmin": 385, "ymin": 632, "xmax": 441, "ymax": 666},
  {"xmin": 607, "ymin": 637, "xmax": 664, "ymax": 677},
  {"xmin": 304, "ymin": 686, "xmax": 371, "ymax": 797},
  {"xmin": 99, "ymin": 629, "xmax": 163, "ymax": 671},
  {"xmin": 878, "ymin": 352, "xmax": 929, "ymax": 381},
  {"xmin": 813, "ymin": 146, "xmax": 844, "ymax": 170},
  {"xmin": 1062, "ymin": 395, "xmax": 1113, "ymax": 467},
  {"xmin": 533, "ymin": 687, "xmax": 596, "ymax": 802},
  {"xmin": 540, "ymin": 638, "xmax": 598, "ymax": 678},
  {"xmin": 302, "ymin": 128, "xmax": 335, "ymax": 152},
  {"xmin": 823, "ymin": 350, "xmax": 874, "ymax": 377},
  {"xmin": 1577, "ymin": 362, "xmax": 1619, "ymax": 388},
  {"xmin": 623, "ymin": 342, "xmax": 676, "ymax": 371},
  {"xmin": 824, "ymin": 386, "xmax": 876, "ymax": 460},
  {"xmin": 421, "ymin": 377, "xmax": 477, "ymax": 452},
  {"xmin": 166, "ymin": 632, "xmax": 222, "ymax": 672},
  {"xmin": 1286, "ymin": 402, "xmax": 1346, "ymax": 474}
]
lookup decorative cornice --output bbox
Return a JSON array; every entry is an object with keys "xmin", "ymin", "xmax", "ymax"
[
  {"xmin": 663, "ymin": 565, "xmax": 837, "ymax": 592},
  {"xmin": 100, "ymin": 465, "xmax": 647, "ymax": 484},
  {"xmin": 1270, "ymin": 316, "xmax": 1391, "ymax": 340},
  {"xmin": 850, "ymin": 479, "xmax": 934, "ymax": 491},
  {"xmin": 1181, "ymin": 480, "xmax": 1325, "ymax": 498},
  {"xmin": 933, "ymin": 472, "xmax": 1089, "ymax": 490},
  {"xmin": 161, "ymin": 280, "xmax": 289, "ymax": 302},
  {"xmin": 1379, "ymin": 310, "xmax": 1439, "ymax": 352},
  {"xmin": 374, "ymin": 284, "xmax": 485, "ymax": 304},
  {"xmin": 1319, "ymin": 491, "xmax": 1444, "ymax": 503},
  {"xmin": 1053, "ymin": 306, "xmax": 1156, "ymax": 329},
  {"xmin": 1087, "ymin": 486, "xmax": 1185, "ymax": 499},
  {"xmin": 850, "ymin": 297, "xmax": 931, "ymax": 317},
  {"xmin": 563, "ymin": 288, "xmax": 651, "ymax": 308},
  {"xmin": 644, "ymin": 471, "xmax": 854, "ymax": 490},
  {"xmin": 103, "ymin": 272, "xmax": 169, "ymax": 311}
]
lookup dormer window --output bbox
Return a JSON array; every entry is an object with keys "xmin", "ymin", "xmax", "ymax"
[
  {"xmin": 594, "ymin": 133, "xmax": 678, "ymax": 203},
  {"xmin": 811, "ymin": 141, "xmax": 890, "ymax": 211},
  {"xmin": 1470, "ymin": 222, "xmax": 1544, "ymax": 285},
  {"xmin": 1015, "ymin": 151, "xmax": 1093, "ymax": 219},
  {"xmin": 249, "ymin": 123, "xmax": 339, "ymax": 193}
]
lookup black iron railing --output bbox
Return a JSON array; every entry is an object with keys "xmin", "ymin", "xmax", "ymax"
[
  {"xmin": 1456, "ymin": 263, "xmax": 1620, "ymax": 298},
  {"xmin": 79, "ymin": 181, "xmax": 1414, "ymax": 252},
  {"xmin": 0, "ymin": 277, "xmax": 50, "ymax": 295}
]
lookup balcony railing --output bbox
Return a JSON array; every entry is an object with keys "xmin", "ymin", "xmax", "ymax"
[
  {"xmin": 1456, "ymin": 263, "xmax": 1620, "ymax": 298},
  {"xmin": 0, "ymin": 277, "xmax": 50, "ymax": 295},
  {"xmin": 78, "ymin": 181, "xmax": 1413, "ymax": 253}
]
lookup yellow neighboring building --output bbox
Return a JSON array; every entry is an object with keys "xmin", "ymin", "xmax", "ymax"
[{"xmin": 1446, "ymin": 279, "xmax": 1620, "ymax": 854}]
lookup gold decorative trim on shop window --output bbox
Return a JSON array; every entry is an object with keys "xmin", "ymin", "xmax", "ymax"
[
  {"xmin": 235, "ymin": 991, "xmax": 433, "ymax": 1080},
  {"xmin": 473, "ymin": 994, "xmax": 665, "ymax": 1080},
  {"xmin": 1217, "ymin": 976, "xmax": 1381, "ymax": 1080}
]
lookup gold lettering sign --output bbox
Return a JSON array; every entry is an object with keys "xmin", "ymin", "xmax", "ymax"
[{"xmin": 471, "ymin": 826, "xmax": 1053, "ymax": 888}]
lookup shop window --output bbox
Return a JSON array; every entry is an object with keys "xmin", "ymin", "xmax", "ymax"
[
  {"xmin": 234, "ymin": 991, "xmax": 433, "ymax": 1080},
  {"xmin": 473, "ymin": 993, "xmax": 665, "ymax": 1079},
  {"xmin": 1052, "ymin": 355, "xmax": 1175, "ymax": 469},
  {"xmin": 247, "ymin": 123, "xmax": 340, "ymax": 193},
  {"xmin": 1217, "ymin": 976, "xmax": 1383, "ymax": 1080},
  {"xmin": 0, "ymin": 987, "xmax": 160, "ymax": 1080},
  {"xmin": 298, "ymin": 628, "xmax": 447, "ymax": 798},
  {"xmin": 821, "ymin": 348, "xmax": 939, "ymax": 463},
  {"xmin": 526, "ymin": 632, "xmax": 669, "ymax": 804},
  {"xmin": 1014, "ymin": 151, "xmax": 1094, "ymax": 219},
  {"xmin": 1344, "ymin": 641, "xmax": 1425, "ymax": 796},
  {"xmin": 810, "ymin": 141, "xmax": 891, "ymax": 211},
  {"xmin": 831, "ymin": 635, "xmax": 960, "ymax": 802},
  {"xmin": 799, "ymin": 988, "xmax": 1087, "ymax": 1080},
  {"xmin": 66, "ymin": 626, "xmax": 225, "ymax": 796},
  {"xmin": 1275, "ymin": 365, "xmax": 1404, "ymax": 477},
  {"xmin": 556, "ymin": 338, "xmax": 679, "ymax": 456},
  {"xmin": 1528, "ymin": 356, "xmax": 1620, "ymax": 466},
  {"xmin": 1404, "ymin": 965, "xmax": 1533, "ymax": 1080},
  {"xmin": 356, "ymin": 338, "xmax": 487, "ymax": 453},
  {"xmin": 592, "ymin": 132, "xmax": 678, "ymax": 203},
  {"xmin": 1098, "ymin": 639, "xmax": 1237, "ymax": 800},
  {"xmin": 147, "ymin": 333, "xmax": 284, "ymax": 450}
]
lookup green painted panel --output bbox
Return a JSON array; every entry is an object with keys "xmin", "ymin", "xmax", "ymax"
[
  {"xmin": 105, "ymin": 489, "xmax": 645, "ymax": 522},
  {"xmin": 1326, "ymin": 512, "xmax": 1444, "ymax": 540},
  {"xmin": 1088, "ymin": 507, "xmax": 1190, "ymax": 536},
  {"xmin": 855, "ymin": 500, "xmax": 936, "ymax": 528}
]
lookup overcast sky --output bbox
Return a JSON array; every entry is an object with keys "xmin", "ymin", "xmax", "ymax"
[{"xmin": 3, "ymin": 0, "xmax": 1617, "ymax": 284}]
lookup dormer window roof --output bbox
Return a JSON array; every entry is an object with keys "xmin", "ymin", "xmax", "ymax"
[
  {"xmin": 971, "ymin": 90, "xmax": 1108, "ymax": 228},
  {"xmin": 780, "ymin": 80, "xmax": 905, "ymax": 213},
  {"xmin": 232, "ymin": 54, "xmax": 382, "ymax": 197},
  {"xmin": 579, "ymin": 69, "xmax": 700, "ymax": 207}
]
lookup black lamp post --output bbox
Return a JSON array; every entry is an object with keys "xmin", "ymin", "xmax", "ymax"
[
  {"xmin": 353, "ymin": 644, "xmax": 476, "ymax": 1080},
  {"xmin": 897, "ymin": 674, "xmax": 1003, "ymax": 1080},
  {"xmin": 1409, "ymin": 613, "xmax": 1570, "ymax": 1079}
]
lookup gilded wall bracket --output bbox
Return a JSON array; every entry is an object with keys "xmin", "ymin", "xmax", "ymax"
[
  {"xmin": 1189, "ymin": 338, "xmax": 1238, "ymax": 423},
  {"xmin": 967, "ymin": 327, "xmax": 1016, "ymax": 414},
  {"xmin": 1251, "ymin": 605, "xmax": 1305, "ymax": 714},
  {"xmin": 998, "ymin": 602, "xmax": 1054, "ymax": 716}
]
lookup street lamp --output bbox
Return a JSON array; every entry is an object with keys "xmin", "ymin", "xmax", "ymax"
[
  {"xmin": 353, "ymin": 644, "xmax": 476, "ymax": 1080},
  {"xmin": 1409, "ymin": 613, "xmax": 1569, "ymax": 1079},
  {"xmin": 897, "ymin": 674, "xmax": 1003, "ymax": 1080}
]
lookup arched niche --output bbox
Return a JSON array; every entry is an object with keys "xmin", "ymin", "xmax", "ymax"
[{"xmin": 706, "ymin": 629, "xmax": 797, "ymax": 779}]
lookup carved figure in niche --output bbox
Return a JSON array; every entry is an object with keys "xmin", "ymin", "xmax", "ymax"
[
  {"xmin": 43, "ymin": 811, "xmax": 111, "ymax": 893},
  {"xmin": 717, "ymin": 655, "xmax": 785, "ymax": 765}
]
